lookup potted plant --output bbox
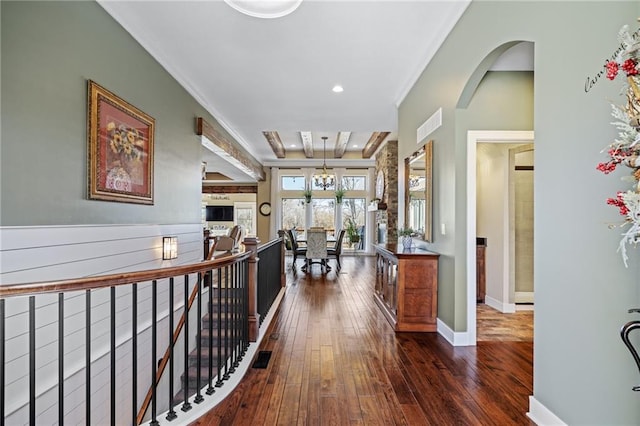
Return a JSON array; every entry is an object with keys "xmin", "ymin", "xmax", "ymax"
[
  {"xmin": 303, "ymin": 188, "xmax": 312, "ymax": 203},
  {"xmin": 398, "ymin": 226, "xmax": 415, "ymax": 250},
  {"xmin": 345, "ymin": 218, "xmax": 360, "ymax": 247},
  {"xmin": 334, "ymin": 187, "xmax": 345, "ymax": 204}
]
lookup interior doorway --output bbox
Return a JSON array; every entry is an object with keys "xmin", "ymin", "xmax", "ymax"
[
  {"xmin": 476, "ymin": 143, "xmax": 534, "ymax": 313},
  {"xmin": 466, "ymin": 130, "xmax": 534, "ymax": 344}
]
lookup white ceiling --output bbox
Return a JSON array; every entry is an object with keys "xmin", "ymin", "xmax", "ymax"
[{"xmin": 98, "ymin": 0, "xmax": 473, "ymax": 181}]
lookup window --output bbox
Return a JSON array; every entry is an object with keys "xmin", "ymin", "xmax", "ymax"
[
  {"xmin": 282, "ymin": 198, "xmax": 305, "ymax": 231},
  {"xmin": 281, "ymin": 176, "xmax": 306, "ymax": 191},
  {"xmin": 235, "ymin": 202, "xmax": 255, "ymax": 236},
  {"xmin": 342, "ymin": 198, "xmax": 365, "ymax": 226},
  {"xmin": 310, "ymin": 198, "xmax": 336, "ymax": 231},
  {"xmin": 342, "ymin": 198, "xmax": 366, "ymax": 249},
  {"xmin": 341, "ymin": 176, "xmax": 366, "ymax": 191}
]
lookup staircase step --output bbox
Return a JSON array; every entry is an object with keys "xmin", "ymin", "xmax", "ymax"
[
  {"xmin": 209, "ymin": 287, "xmax": 246, "ymax": 297},
  {"xmin": 181, "ymin": 362, "xmax": 240, "ymax": 391},
  {"xmin": 187, "ymin": 346, "xmax": 235, "ymax": 367},
  {"xmin": 207, "ymin": 300, "xmax": 245, "ymax": 313},
  {"xmin": 201, "ymin": 313, "xmax": 245, "ymax": 328},
  {"xmin": 198, "ymin": 328, "xmax": 237, "ymax": 346}
]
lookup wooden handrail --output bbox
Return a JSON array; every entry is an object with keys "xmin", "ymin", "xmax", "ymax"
[
  {"xmin": 0, "ymin": 251, "xmax": 250, "ymax": 298},
  {"xmin": 0, "ymin": 237, "xmax": 280, "ymax": 425}
]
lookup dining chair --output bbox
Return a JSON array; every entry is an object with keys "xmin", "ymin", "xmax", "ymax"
[
  {"xmin": 287, "ymin": 229, "xmax": 307, "ymax": 266},
  {"xmin": 327, "ymin": 229, "xmax": 346, "ymax": 270},
  {"xmin": 304, "ymin": 229, "xmax": 328, "ymax": 272}
]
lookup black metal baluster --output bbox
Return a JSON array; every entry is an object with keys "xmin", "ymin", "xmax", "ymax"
[
  {"xmin": 150, "ymin": 280, "xmax": 159, "ymax": 426},
  {"xmin": 181, "ymin": 275, "xmax": 192, "ymax": 412},
  {"xmin": 131, "ymin": 283, "xmax": 138, "ymax": 426},
  {"xmin": 110, "ymin": 287, "xmax": 116, "ymax": 426},
  {"xmin": 235, "ymin": 263, "xmax": 241, "ymax": 362},
  {"xmin": 194, "ymin": 273, "xmax": 204, "ymax": 404},
  {"xmin": 206, "ymin": 268, "xmax": 215, "ymax": 395},
  {"xmin": 58, "ymin": 293, "xmax": 63, "ymax": 425},
  {"xmin": 223, "ymin": 266, "xmax": 230, "ymax": 381},
  {"xmin": 1, "ymin": 299, "xmax": 5, "ymax": 426},
  {"xmin": 166, "ymin": 278, "xmax": 177, "ymax": 421},
  {"xmin": 239, "ymin": 262, "xmax": 245, "ymax": 359},
  {"xmin": 228, "ymin": 265, "xmax": 235, "ymax": 374},
  {"xmin": 29, "ymin": 296, "xmax": 35, "ymax": 425},
  {"xmin": 86, "ymin": 290, "xmax": 91, "ymax": 426},
  {"xmin": 215, "ymin": 268, "xmax": 223, "ymax": 388},
  {"xmin": 230, "ymin": 264, "xmax": 238, "ymax": 371},
  {"xmin": 242, "ymin": 260, "xmax": 249, "ymax": 356},
  {"xmin": 241, "ymin": 261, "xmax": 246, "ymax": 356},
  {"xmin": 242, "ymin": 260, "xmax": 248, "ymax": 356}
]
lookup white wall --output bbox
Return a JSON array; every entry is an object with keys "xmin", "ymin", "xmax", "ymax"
[
  {"xmin": 399, "ymin": 2, "xmax": 640, "ymax": 423},
  {"xmin": 477, "ymin": 144, "xmax": 511, "ymax": 311},
  {"xmin": 0, "ymin": 223, "xmax": 202, "ymax": 424}
]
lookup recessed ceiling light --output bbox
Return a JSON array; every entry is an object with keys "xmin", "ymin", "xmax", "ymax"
[
  {"xmin": 224, "ymin": 0, "xmax": 302, "ymax": 19},
  {"xmin": 290, "ymin": 144, "xmax": 297, "ymax": 148},
  {"xmin": 353, "ymin": 144, "xmax": 358, "ymax": 148},
  {"xmin": 332, "ymin": 85, "xmax": 344, "ymax": 93}
]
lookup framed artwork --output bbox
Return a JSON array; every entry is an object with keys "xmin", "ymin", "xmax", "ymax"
[{"xmin": 87, "ymin": 80, "xmax": 155, "ymax": 204}]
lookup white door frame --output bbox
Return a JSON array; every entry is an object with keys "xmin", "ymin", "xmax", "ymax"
[{"xmin": 466, "ymin": 130, "xmax": 534, "ymax": 345}]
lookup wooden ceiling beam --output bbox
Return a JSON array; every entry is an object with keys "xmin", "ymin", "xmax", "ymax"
[
  {"xmin": 300, "ymin": 131, "xmax": 314, "ymax": 158},
  {"xmin": 333, "ymin": 131, "xmax": 351, "ymax": 158},
  {"xmin": 361, "ymin": 131, "xmax": 390, "ymax": 158},
  {"xmin": 196, "ymin": 117, "xmax": 265, "ymax": 181},
  {"xmin": 202, "ymin": 185, "xmax": 257, "ymax": 194},
  {"xmin": 262, "ymin": 131, "xmax": 286, "ymax": 158}
]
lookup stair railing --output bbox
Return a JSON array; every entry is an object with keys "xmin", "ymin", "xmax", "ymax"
[{"xmin": 0, "ymin": 236, "xmax": 281, "ymax": 426}]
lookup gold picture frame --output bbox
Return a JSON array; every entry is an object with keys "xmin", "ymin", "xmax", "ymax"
[{"xmin": 87, "ymin": 80, "xmax": 154, "ymax": 204}]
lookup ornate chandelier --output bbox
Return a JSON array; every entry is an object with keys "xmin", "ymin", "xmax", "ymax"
[{"xmin": 314, "ymin": 136, "xmax": 335, "ymax": 190}]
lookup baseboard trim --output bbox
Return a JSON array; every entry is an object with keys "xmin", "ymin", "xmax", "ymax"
[
  {"xmin": 527, "ymin": 395, "xmax": 567, "ymax": 425},
  {"xmin": 437, "ymin": 318, "xmax": 475, "ymax": 346},
  {"xmin": 485, "ymin": 295, "xmax": 516, "ymax": 313},
  {"xmin": 515, "ymin": 291, "xmax": 534, "ymax": 304}
]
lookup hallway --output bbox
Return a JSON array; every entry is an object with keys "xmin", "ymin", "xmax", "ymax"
[{"xmin": 195, "ymin": 256, "xmax": 533, "ymax": 425}]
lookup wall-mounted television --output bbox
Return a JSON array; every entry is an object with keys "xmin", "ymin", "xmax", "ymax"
[{"xmin": 205, "ymin": 205, "xmax": 234, "ymax": 221}]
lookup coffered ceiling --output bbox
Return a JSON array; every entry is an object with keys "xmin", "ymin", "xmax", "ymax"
[{"xmin": 98, "ymin": 0, "xmax": 472, "ymax": 182}]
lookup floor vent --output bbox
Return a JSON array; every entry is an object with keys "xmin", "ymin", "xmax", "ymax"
[{"xmin": 252, "ymin": 351, "xmax": 272, "ymax": 369}]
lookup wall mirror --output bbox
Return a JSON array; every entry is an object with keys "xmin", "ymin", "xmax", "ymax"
[{"xmin": 404, "ymin": 140, "xmax": 433, "ymax": 242}]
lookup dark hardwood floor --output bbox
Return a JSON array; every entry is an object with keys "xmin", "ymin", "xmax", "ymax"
[{"xmin": 193, "ymin": 256, "xmax": 533, "ymax": 425}]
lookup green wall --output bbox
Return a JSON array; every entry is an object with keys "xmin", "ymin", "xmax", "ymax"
[
  {"xmin": 399, "ymin": 1, "xmax": 639, "ymax": 423},
  {"xmin": 1, "ymin": 1, "xmax": 241, "ymax": 226}
]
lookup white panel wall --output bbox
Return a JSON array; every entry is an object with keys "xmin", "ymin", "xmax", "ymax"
[{"xmin": 0, "ymin": 223, "xmax": 203, "ymax": 424}]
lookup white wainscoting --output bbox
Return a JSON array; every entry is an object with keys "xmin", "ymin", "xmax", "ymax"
[
  {"xmin": 0, "ymin": 223, "xmax": 203, "ymax": 424},
  {"xmin": 0, "ymin": 223, "xmax": 203, "ymax": 284}
]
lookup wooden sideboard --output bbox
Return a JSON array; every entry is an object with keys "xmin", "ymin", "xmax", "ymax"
[{"xmin": 373, "ymin": 244, "xmax": 439, "ymax": 332}]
